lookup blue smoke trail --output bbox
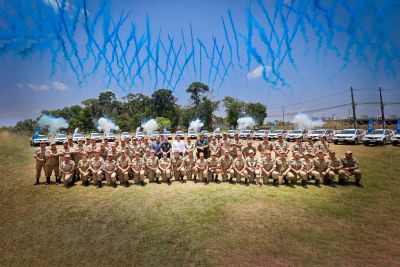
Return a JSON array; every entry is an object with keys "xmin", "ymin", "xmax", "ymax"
[
  {"xmin": 246, "ymin": 6, "xmax": 253, "ymax": 71},
  {"xmin": 181, "ymin": 29, "xmax": 188, "ymax": 59},
  {"xmin": 189, "ymin": 24, "xmax": 196, "ymax": 78},
  {"xmin": 256, "ymin": 0, "xmax": 279, "ymax": 45},
  {"xmin": 221, "ymin": 17, "xmax": 233, "ymax": 70},
  {"xmin": 173, "ymin": 50, "xmax": 194, "ymax": 91},
  {"xmin": 227, "ymin": 9, "xmax": 241, "ymax": 68},
  {"xmin": 207, "ymin": 37, "xmax": 217, "ymax": 86},
  {"xmin": 145, "ymin": 15, "xmax": 152, "ymax": 80},
  {"xmin": 167, "ymin": 44, "xmax": 182, "ymax": 89}
]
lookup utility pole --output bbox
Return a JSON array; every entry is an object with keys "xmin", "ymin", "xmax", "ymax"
[
  {"xmin": 379, "ymin": 86, "xmax": 385, "ymax": 129},
  {"xmin": 282, "ymin": 106, "xmax": 285, "ymax": 128},
  {"xmin": 350, "ymin": 86, "xmax": 357, "ymax": 129}
]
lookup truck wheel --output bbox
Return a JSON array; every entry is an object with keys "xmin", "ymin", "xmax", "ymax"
[{"xmin": 333, "ymin": 140, "xmax": 338, "ymax": 144}]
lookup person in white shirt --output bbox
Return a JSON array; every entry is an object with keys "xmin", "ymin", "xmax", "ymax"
[{"xmin": 172, "ymin": 135, "xmax": 185, "ymax": 156}]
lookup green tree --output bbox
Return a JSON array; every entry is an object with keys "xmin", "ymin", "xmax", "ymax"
[
  {"xmin": 13, "ymin": 119, "xmax": 37, "ymax": 133},
  {"xmin": 186, "ymin": 82, "xmax": 209, "ymax": 106},
  {"xmin": 245, "ymin": 102, "xmax": 267, "ymax": 126},
  {"xmin": 74, "ymin": 107, "xmax": 95, "ymax": 133},
  {"xmin": 98, "ymin": 91, "xmax": 116, "ymax": 116},
  {"xmin": 197, "ymin": 97, "xmax": 219, "ymax": 130},
  {"xmin": 151, "ymin": 89, "xmax": 179, "ymax": 129},
  {"xmin": 156, "ymin": 117, "xmax": 172, "ymax": 131},
  {"xmin": 223, "ymin": 96, "xmax": 245, "ymax": 129}
]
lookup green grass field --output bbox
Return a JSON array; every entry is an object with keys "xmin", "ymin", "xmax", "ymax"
[{"xmin": 1, "ymin": 129, "xmax": 400, "ymax": 266}]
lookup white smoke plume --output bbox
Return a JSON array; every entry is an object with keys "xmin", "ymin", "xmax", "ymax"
[
  {"xmin": 189, "ymin": 119, "xmax": 204, "ymax": 132},
  {"xmin": 237, "ymin": 117, "xmax": 255, "ymax": 130},
  {"xmin": 97, "ymin": 117, "xmax": 120, "ymax": 133},
  {"xmin": 37, "ymin": 115, "xmax": 69, "ymax": 135},
  {"xmin": 73, "ymin": 128, "xmax": 79, "ymax": 135},
  {"xmin": 293, "ymin": 113, "xmax": 324, "ymax": 129},
  {"xmin": 141, "ymin": 119, "xmax": 158, "ymax": 134},
  {"xmin": 136, "ymin": 127, "xmax": 141, "ymax": 133}
]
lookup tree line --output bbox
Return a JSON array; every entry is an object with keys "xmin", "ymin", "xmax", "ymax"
[{"xmin": 11, "ymin": 82, "xmax": 267, "ymax": 133}]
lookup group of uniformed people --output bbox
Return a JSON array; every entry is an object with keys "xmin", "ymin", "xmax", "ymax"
[{"xmin": 34, "ymin": 132, "xmax": 362, "ymax": 188}]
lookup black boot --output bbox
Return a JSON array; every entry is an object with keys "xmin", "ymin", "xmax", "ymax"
[
  {"xmin": 214, "ymin": 175, "xmax": 220, "ymax": 183},
  {"xmin": 194, "ymin": 176, "xmax": 197, "ymax": 183},
  {"xmin": 140, "ymin": 180, "xmax": 145, "ymax": 186},
  {"xmin": 355, "ymin": 179, "xmax": 361, "ymax": 187},
  {"xmin": 124, "ymin": 181, "xmax": 129, "ymax": 187},
  {"xmin": 34, "ymin": 177, "xmax": 40, "ymax": 185},
  {"xmin": 301, "ymin": 180, "xmax": 308, "ymax": 188},
  {"xmin": 229, "ymin": 177, "xmax": 233, "ymax": 183},
  {"xmin": 167, "ymin": 178, "xmax": 171, "ymax": 185},
  {"xmin": 338, "ymin": 178, "xmax": 345, "ymax": 186},
  {"xmin": 85, "ymin": 180, "xmax": 90, "ymax": 187},
  {"xmin": 204, "ymin": 178, "xmax": 208, "ymax": 185},
  {"xmin": 180, "ymin": 176, "xmax": 184, "ymax": 183},
  {"xmin": 96, "ymin": 181, "xmax": 101, "ymax": 188},
  {"xmin": 245, "ymin": 178, "xmax": 249, "ymax": 185},
  {"xmin": 315, "ymin": 180, "xmax": 321, "ymax": 188},
  {"xmin": 45, "ymin": 177, "xmax": 51, "ymax": 185},
  {"xmin": 284, "ymin": 178, "xmax": 289, "ymax": 186},
  {"xmin": 273, "ymin": 179, "xmax": 279, "ymax": 187},
  {"xmin": 156, "ymin": 177, "xmax": 160, "ymax": 184}
]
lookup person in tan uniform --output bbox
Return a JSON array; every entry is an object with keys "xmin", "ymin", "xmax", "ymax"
[
  {"xmin": 273, "ymin": 134, "xmax": 289, "ymax": 158},
  {"xmin": 117, "ymin": 150, "xmax": 131, "ymax": 187},
  {"xmin": 130, "ymin": 137, "xmax": 141, "ymax": 155},
  {"xmin": 72, "ymin": 139, "xmax": 86, "ymax": 181},
  {"xmin": 300, "ymin": 152, "xmax": 314, "ymax": 188},
  {"xmin": 272, "ymin": 152, "xmax": 291, "ymax": 186},
  {"xmin": 171, "ymin": 151, "xmax": 185, "ymax": 183},
  {"xmin": 131, "ymin": 151, "xmax": 145, "ymax": 185},
  {"xmin": 291, "ymin": 136, "xmax": 307, "ymax": 158},
  {"xmin": 242, "ymin": 141, "xmax": 257, "ymax": 158},
  {"xmin": 141, "ymin": 137, "xmax": 152, "ymax": 155},
  {"xmin": 305, "ymin": 136, "xmax": 316, "ymax": 158},
  {"xmin": 98, "ymin": 143, "xmax": 108, "ymax": 160},
  {"xmin": 45, "ymin": 142, "xmax": 60, "ymax": 185},
  {"xmin": 257, "ymin": 135, "xmax": 273, "ymax": 155},
  {"xmin": 219, "ymin": 133, "xmax": 231, "ymax": 152},
  {"xmin": 183, "ymin": 150, "xmax": 197, "ymax": 182},
  {"xmin": 229, "ymin": 133, "xmax": 243, "ymax": 158},
  {"xmin": 245, "ymin": 150, "xmax": 259, "ymax": 185},
  {"xmin": 60, "ymin": 154, "xmax": 75, "ymax": 188},
  {"xmin": 104, "ymin": 153, "xmax": 117, "ymax": 187},
  {"xmin": 207, "ymin": 151, "xmax": 221, "ymax": 183},
  {"xmin": 87, "ymin": 139, "xmax": 98, "ymax": 159},
  {"xmin": 258, "ymin": 150, "xmax": 275, "ymax": 186},
  {"xmin": 90, "ymin": 150, "xmax": 104, "ymax": 188},
  {"xmin": 209, "ymin": 137, "xmax": 221, "ymax": 158},
  {"xmin": 33, "ymin": 141, "xmax": 47, "ymax": 185},
  {"xmin": 185, "ymin": 136, "xmax": 196, "ymax": 156},
  {"xmin": 341, "ymin": 151, "xmax": 362, "ymax": 186},
  {"xmin": 78, "ymin": 151, "xmax": 91, "ymax": 186},
  {"xmin": 146, "ymin": 150, "xmax": 160, "ymax": 183},
  {"xmin": 289, "ymin": 152, "xmax": 304, "ymax": 186},
  {"xmin": 195, "ymin": 152, "xmax": 208, "ymax": 184},
  {"xmin": 312, "ymin": 150, "xmax": 333, "ymax": 187},
  {"xmin": 58, "ymin": 140, "xmax": 72, "ymax": 184},
  {"xmin": 232, "ymin": 152, "xmax": 248, "ymax": 184},
  {"xmin": 328, "ymin": 150, "xmax": 345, "ymax": 186},
  {"xmin": 313, "ymin": 135, "xmax": 330, "ymax": 155},
  {"xmin": 219, "ymin": 149, "xmax": 234, "ymax": 183},
  {"xmin": 159, "ymin": 152, "xmax": 172, "ymax": 184},
  {"xmin": 109, "ymin": 144, "xmax": 120, "ymax": 160}
]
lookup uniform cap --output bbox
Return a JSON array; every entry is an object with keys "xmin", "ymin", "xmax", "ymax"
[
  {"xmin": 107, "ymin": 153, "xmax": 114, "ymax": 157},
  {"xmin": 50, "ymin": 142, "xmax": 56, "ymax": 145},
  {"xmin": 63, "ymin": 140, "xmax": 68, "ymax": 144},
  {"xmin": 40, "ymin": 141, "xmax": 46, "ymax": 144},
  {"xmin": 295, "ymin": 136, "xmax": 301, "ymax": 139},
  {"xmin": 211, "ymin": 151, "xmax": 216, "ymax": 156},
  {"xmin": 345, "ymin": 150, "xmax": 352, "ymax": 155},
  {"xmin": 135, "ymin": 151, "xmax": 140, "ymax": 155},
  {"xmin": 64, "ymin": 153, "xmax": 71, "ymax": 158}
]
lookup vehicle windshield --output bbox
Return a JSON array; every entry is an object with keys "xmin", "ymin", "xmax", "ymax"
[
  {"xmin": 291, "ymin": 130, "xmax": 303, "ymax": 134},
  {"xmin": 37, "ymin": 135, "xmax": 47, "ymax": 139},
  {"xmin": 311, "ymin": 130, "xmax": 325, "ymax": 134},
  {"xmin": 341, "ymin": 130, "xmax": 356, "ymax": 134},
  {"xmin": 164, "ymin": 131, "xmax": 171, "ymax": 134},
  {"xmin": 107, "ymin": 133, "xmax": 115, "ymax": 136},
  {"xmin": 121, "ymin": 132, "xmax": 130, "ymax": 135},
  {"xmin": 91, "ymin": 133, "xmax": 101, "ymax": 137},
  {"xmin": 228, "ymin": 130, "xmax": 234, "ymax": 133},
  {"xmin": 257, "ymin": 130, "xmax": 266, "ymax": 133},
  {"xmin": 270, "ymin": 130, "xmax": 282, "ymax": 134},
  {"xmin": 74, "ymin": 134, "xmax": 84, "ymax": 137},
  {"xmin": 56, "ymin": 134, "xmax": 66, "ymax": 138},
  {"xmin": 371, "ymin": 130, "xmax": 384, "ymax": 134}
]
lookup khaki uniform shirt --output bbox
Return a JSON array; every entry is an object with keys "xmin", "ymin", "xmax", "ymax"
[
  {"xmin": 341, "ymin": 157, "xmax": 359, "ymax": 168},
  {"xmin": 34, "ymin": 147, "xmax": 47, "ymax": 162},
  {"xmin": 275, "ymin": 158, "xmax": 290, "ymax": 173},
  {"xmin": 104, "ymin": 160, "xmax": 117, "ymax": 172},
  {"xmin": 219, "ymin": 155, "xmax": 233, "ymax": 170},
  {"xmin": 290, "ymin": 158, "xmax": 303, "ymax": 171},
  {"xmin": 291, "ymin": 143, "xmax": 307, "ymax": 155},
  {"xmin": 314, "ymin": 141, "xmax": 330, "ymax": 153},
  {"xmin": 60, "ymin": 160, "xmax": 75, "ymax": 172},
  {"xmin": 196, "ymin": 158, "xmax": 208, "ymax": 170},
  {"xmin": 220, "ymin": 139, "xmax": 230, "ymax": 151},
  {"xmin": 313, "ymin": 158, "xmax": 331, "ymax": 172},
  {"xmin": 246, "ymin": 156, "xmax": 258, "ymax": 169},
  {"xmin": 78, "ymin": 159, "xmax": 90, "ymax": 171},
  {"xmin": 90, "ymin": 157, "xmax": 104, "ymax": 170},
  {"xmin": 183, "ymin": 155, "xmax": 197, "ymax": 169},
  {"xmin": 257, "ymin": 141, "xmax": 273, "ymax": 153},
  {"xmin": 171, "ymin": 156, "xmax": 183, "ymax": 170},
  {"xmin": 259, "ymin": 157, "xmax": 275, "ymax": 172},
  {"xmin": 274, "ymin": 140, "xmax": 289, "ymax": 154},
  {"xmin": 207, "ymin": 157, "xmax": 220, "ymax": 170},
  {"xmin": 233, "ymin": 158, "xmax": 246, "ymax": 171},
  {"xmin": 329, "ymin": 157, "xmax": 343, "ymax": 169},
  {"xmin": 302, "ymin": 158, "xmax": 314, "ymax": 171},
  {"xmin": 117, "ymin": 156, "xmax": 131, "ymax": 169},
  {"xmin": 131, "ymin": 158, "xmax": 145, "ymax": 171},
  {"xmin": 146, "ymin": 157, "xmax": 159, "ymax": 170},
  {"xmin": 185, "ymin": 143, "xmax": 196, "ymax": 153},
  {"xmin": 45, "ymin": 148, "xmax": 59, "ymax": 166},
  {"xmin": 242, "ymin": 146, "xmax": 257, "ymax": 157},
  {"xmin": 159, "ymin": 158, "xmax": 171, "ymax": 169},
  {"xmin": 209, "ymin": 142, "xmax": 220, "ymax": 156}
]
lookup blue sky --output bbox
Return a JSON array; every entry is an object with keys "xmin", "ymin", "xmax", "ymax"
[{"xmin": 0, "ymin": 0, "xmax": 399, "ymax": 126}]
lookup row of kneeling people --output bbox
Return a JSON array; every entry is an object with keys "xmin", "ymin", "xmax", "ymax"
[{"xmin": 34, "ymin": 143, "xmax": 362, "ymax": 189}]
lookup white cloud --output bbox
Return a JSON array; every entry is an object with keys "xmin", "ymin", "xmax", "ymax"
[
  {"xmin": 19, "ymin": 81, "xmax": 69, "ymax": 91},
  {"xmin": 247, "ymin": 65, "xmax": 272, "ymax": 79},
  {"xmin": 43, "ymin": 0, "xmax": 73, "ymax": 13}
]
